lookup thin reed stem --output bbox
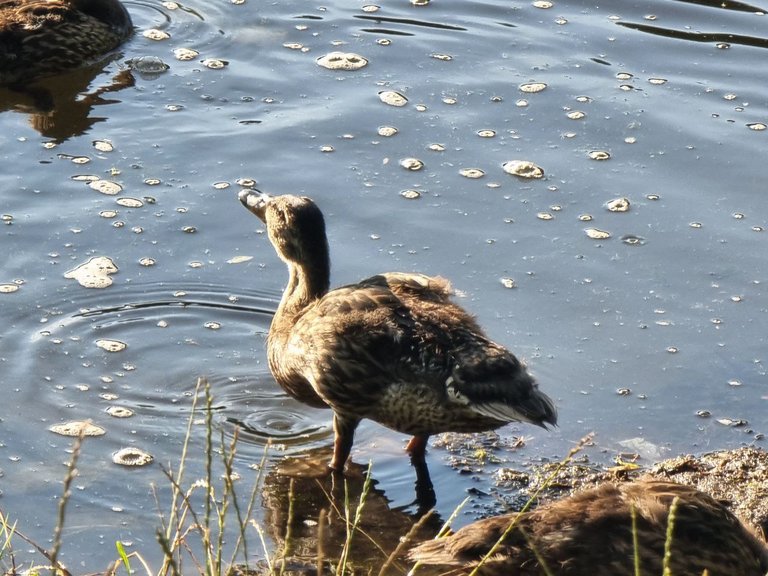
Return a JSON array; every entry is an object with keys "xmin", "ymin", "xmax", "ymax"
[
  {"xmin": 213, "ymin": 425, "xmax": 236, "ymax": 575},
  {"xmin": 407, "ymin": 498, "xmax": 470, "ymax": 576},
  {"xmin": 662, "ymin": 496, "xmax": 681, "ymax": 576},
  {"xmin": 50, "ymin": 429, "xmax": 86, "ymax": 576},
  {"xmin": 204, "ymin": 380, "xmax": 215, "ymax": 576},
  {"xmin": 228, "ymin": 441, "xmax": 272, "ymax": 572},
  {"xmin": 516, "ymin": 524, "xmax": 554, "ymax": 576},
  {"xmin": 280, "ymin": 477, "xmax": 297, "ymax": 575},
  {"xmin": 251, "ymin": 521, "xmax": 274, "ymax": 574},
  {"xmin": 160, "ymin": 377, "xmax": 206, "ymax": 575},
  {"xmin": 0, "ymin": 511, "xmax": 18, "ymax": 562},
  {"xmin": 316, "ymin": 508, "xmax": 327, "ymax": 576},
  {"xmin": 379, "ymin": 510, "xmax": 435, "ymax": 576},
  {"xmin": 337, "ymin": 463, "xmax": 374, "ymax": 575},
  {"xmin": 631, "ymin": 504, "xmax": 641, "ymax": 576},
  {"xmin": 156, "ymin": 528, "xmax": 182, "ymax": 576}
]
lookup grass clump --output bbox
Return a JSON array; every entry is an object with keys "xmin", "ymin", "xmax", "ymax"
[
  {"xmin": 0, "ymin": 378, "xmax": 269, "ymax": 576},
  {"xmin": 151, "ymin": 377, "xmax": 266, "ymax": 576},
  {"xmin": 0, "ymin": 378, "xmax": 425, "ymax": 576},
  {"xmin": 2, "ymin": 389, "xmax": 720, "ymax": 576}
]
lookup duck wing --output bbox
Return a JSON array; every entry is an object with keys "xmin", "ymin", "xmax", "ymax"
[
  {"xmin": 292, "ymin": 275, "xmax": 440, "ymax": 408},
  {"xmin": 447, "ymin": 339, "xmax": 557, "ymax": 428},
  {"xmin": 291, "ymin": 272, "xmax": 555, "ymax": 428},
  {"xmin": 366, "ymin": 272, "xmax": 455, "ymax": 303},
  {"xmin": 372, "ymin": 273, "xmax": 557, "ymax": 427}
]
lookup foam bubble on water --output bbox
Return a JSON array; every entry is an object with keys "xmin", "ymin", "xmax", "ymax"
[
  {"xmin": 503, "ymin": 160, "xmax": 544, "ymax": 179},
  {"xmin": 64, "ymin": 256, "xmax": 118, "ymax": 288}
]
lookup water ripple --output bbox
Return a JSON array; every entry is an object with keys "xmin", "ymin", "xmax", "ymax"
[
  {"xmin": 354, "ymin": 14, "xmax": 468, "ymax": 32},
  {"xmin": 672, "ymin": 0, "xmax": 766, "ymax": 14},
  {"xmin": 617, "ymin": 21, "xmax": 768, "ymax": 49}
]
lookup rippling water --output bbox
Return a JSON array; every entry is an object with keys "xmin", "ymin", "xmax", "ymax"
[{"xmin": 1, "ymin": 0, "xmax": 767, "ymax": 571}]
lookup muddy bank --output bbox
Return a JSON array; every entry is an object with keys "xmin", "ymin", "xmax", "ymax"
[{"xmin": 496, "ymin": 445, "xmax": 768, "ymax": 534}]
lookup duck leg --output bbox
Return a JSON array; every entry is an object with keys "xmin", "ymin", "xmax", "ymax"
[
  {"xmin": 410, "ymin": 453, "xmax": 437, "ymax": 513},
  {"xmin": 405, "ymin": 434, "xmax": 429, "ymax": 465},
  {"xmin": 330, "ymin": 413, "xmax": 360, "ymax": 472},
  {"xmin": 407, "ymin": 435, "xmax": 436, "ymax": 508}
]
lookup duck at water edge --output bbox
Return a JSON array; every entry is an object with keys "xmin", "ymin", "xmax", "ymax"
[
  {"xmin": 0, "ymin": 0, "xmax": 133, "ymax": 85},
  {"xmin": 238, "ymin": 191, "xmax": 557, "ymax": 485},
  {"xmin": 409, "ymin": 480, "xmax": 768, "ymax": 576}
]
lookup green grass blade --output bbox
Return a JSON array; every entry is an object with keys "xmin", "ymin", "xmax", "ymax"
[
  {"xmin": 662, "ymin": 496, "xmax": 680, "ymax": 576},
  {"xmin": 115, "ymin": 540, "xmax": 132, "ymax": 573}
]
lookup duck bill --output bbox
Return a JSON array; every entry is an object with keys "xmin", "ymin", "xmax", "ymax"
[{"xmin": 238, "ymin": 189, "xmax": 270, "ymax": 222}]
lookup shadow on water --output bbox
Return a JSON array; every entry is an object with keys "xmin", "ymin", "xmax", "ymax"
[
  {"xmin": 616, "ymin": 0, "xmax": 768, "ymax": 49},
  {"xmin": 353, "ymin": 14, "xmax": 468, "ymax": 33},
  {"xmin": 74, "ymin": 292, "xmax": 276, "ymax": 318}
]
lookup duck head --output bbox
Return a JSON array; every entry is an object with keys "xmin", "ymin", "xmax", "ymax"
[{"xmin": 239, "ymin": 190, "xmax": 330, "ymax": 290}]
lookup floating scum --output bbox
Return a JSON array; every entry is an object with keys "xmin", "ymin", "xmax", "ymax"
[{"xmin": 64, "ymin": 256, "xmax": 118, "ymax": 288}]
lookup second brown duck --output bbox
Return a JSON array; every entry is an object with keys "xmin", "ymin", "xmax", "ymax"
[
  {"xmin": 238, "ymin": 191, "xmax": 557, "ymax": 472},
  {"xmin": 409, "ymin": 480, "xmax": 768, "ymax": 576},
  {"xmin": 0, "ymin": 0, "xmax": 132, "ymax": 85}
]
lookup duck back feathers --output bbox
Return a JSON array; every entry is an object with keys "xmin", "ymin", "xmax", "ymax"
[
  {"xmin": 409, "ymin": 480, "xmax": 768, "ymax": 576},
  {"xmin": 276, "ymin": 268, "xmax": 555, "ymax": 435},
  {"xmin": 0, "ymin": 0, "xmax": 132, "ymax": 84}
]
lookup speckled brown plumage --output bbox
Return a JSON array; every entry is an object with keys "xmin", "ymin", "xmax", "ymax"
[
  {"xmin": 239, "ymin": 191, "xmax": 557, "ymax": 472},
  {"xmin": 0, "ymin": 0, "xmax": 132, "ymax": 85},
  {"xmin": 409, "ymin": 480, "xmax": 768, "ymax": 576}
]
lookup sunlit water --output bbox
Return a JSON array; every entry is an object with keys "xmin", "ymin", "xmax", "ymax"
[{"xmin": 1, "ymin": 0, "xmax": 767, "ymax": 571}]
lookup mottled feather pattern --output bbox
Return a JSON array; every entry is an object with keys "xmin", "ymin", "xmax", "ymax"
[
  {"xmin": 1, "ymin": 0, "xmax": 132, "ymax": 84},
  {"xmin": 239, "ymin": 191, "xmax": 557, "ymax": 470},
  {"xmin": 448, "ymin": 339, "xmax": 556, "ymax": 426},
  {"xmin": 271, "ymin": 270, "xmax": 551, "ymax": 434},
  {"xmin": 410, "ymin": 480, "xmax": 768, "ymax": 576}
]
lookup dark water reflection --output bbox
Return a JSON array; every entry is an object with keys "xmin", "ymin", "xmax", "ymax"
[
  {"xmin": 617, "ymin": 21, "xmax": 768, "ymax": 49},
  {"xmin": 0, "ymin": 65, "xmax": 135, "ymax": 143},
  {"xmin": 260, "ymin": 453, "xmax": 440, "ymax": 575},
  {"xmin": 1, "ymin": 0, "xmax": 767, "ymax": 571}
]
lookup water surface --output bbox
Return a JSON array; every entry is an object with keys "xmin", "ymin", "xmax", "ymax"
[{"xmin": 1, "ymin": 0, "xmax": 766, "ymax": 571}]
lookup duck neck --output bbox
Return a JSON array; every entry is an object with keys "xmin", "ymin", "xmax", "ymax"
[{"xmin": 276, "ymin": 256, "xmax": 330, "ymax": 320}]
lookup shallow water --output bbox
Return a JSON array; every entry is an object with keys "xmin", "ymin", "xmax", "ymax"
[{"xmin": 1, "ymin": 0, "xmax": 767, "ymax": 571}]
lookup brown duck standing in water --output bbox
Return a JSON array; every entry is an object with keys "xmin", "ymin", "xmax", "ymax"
[
  {"xmin": 0, "ymin": 0, "xmax": 132, "ymax": 85},
  {"xmin": 239, "ymin": 191, "xmax": 557, "ymax": 474},
  {"xmin": 409, "ymin": 480, "xmax": 768, "ymax": 576}
]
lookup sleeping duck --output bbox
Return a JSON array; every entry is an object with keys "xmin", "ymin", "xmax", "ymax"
[
  {"xmin": 409, "ymin": 480, "xmax": 768, "ymax": 576},
  {"xmin": 238, "ymin": 191, "xmax": 557, "ymax": 472},
  {"xmin": 0, "ymin": 0, "xmax": 132, "ymax": 85}
]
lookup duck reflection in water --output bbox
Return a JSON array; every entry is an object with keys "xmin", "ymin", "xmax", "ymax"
[
  {"xmin": 238, "ymin": 191, "xmax": 557, "ymax": 505},
  {"xmin": 0, "ymin": 63, "xmax": 134, "ymax": 142},
  {"xmin": 256, "ymin": 449, "xmax": 441, "ymax": 576}
]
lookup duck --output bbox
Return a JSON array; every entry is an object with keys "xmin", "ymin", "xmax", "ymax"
[
  {"xmin": 238, "ymin": 191, "xmax": 557, "ymax": 473},
  {"xmin": 409, "ymin": 480, "xmax": 768, "ymax": 576},
  {"xmin": 0, "ymin": 0, "xmax": 133, "ymax": 85}
]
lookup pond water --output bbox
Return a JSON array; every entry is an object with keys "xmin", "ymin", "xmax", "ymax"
[{"xmin": 1, "ymin": 0, "xmax": 767, "ymax": 572}]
